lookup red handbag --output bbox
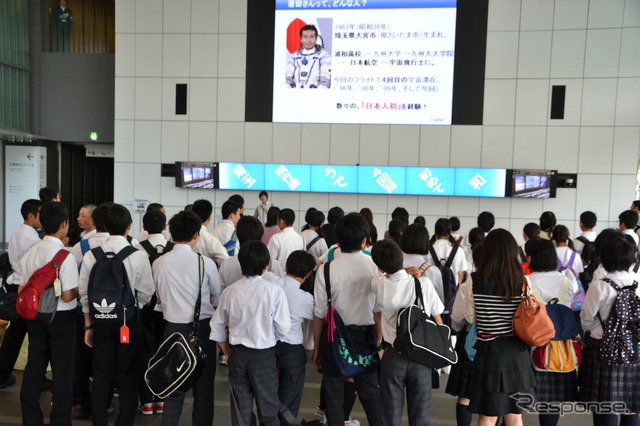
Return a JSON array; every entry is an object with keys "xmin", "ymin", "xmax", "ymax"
[{"xmin": 513, "ymin": 278, "xmax": 555, "ymax": 347}]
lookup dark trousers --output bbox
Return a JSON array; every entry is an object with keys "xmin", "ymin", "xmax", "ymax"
[
  {"xmin": 72, "ymin": 313, "xmax": 92, "ymax": 407},
  {"xmin": 228, "ymin": 345, "xmax": 279, "ymax": 426},
  {"xmin": 161, "ymin": 320, "xmax": 216, "ymax": 426},
  {"xmin": 275, "ymin": 341, "xmax": 306, "ymax": 418},
  {"xmin": 0, "ymin": 314, "xmax": 27, "ymax": 381},
  {"xmin": 20, "ymin": 310, "xmax": 76, "ymax": 426},
  {"xmin": 379, "ymin": 348, "xmax": 433, "ymax": 426},
  {"xmin": 139, "ymin": 308, "xmax": 166, "ymax": 405},
  {"xmin": 323, "ymin": 371, "xmax": 381, "ymax": 426},
  {"xmin": 92, "ymin": 316, "xmax": 141, "ymax": 426}
]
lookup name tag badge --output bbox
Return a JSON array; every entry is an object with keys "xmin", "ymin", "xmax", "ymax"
[
  {"xmin": 53, "ymin": 278, "xmax": 62, "ymax": 297},
  {"xmin": 120, "ymin": 325, "xmax": 130, "ymax": 343}
]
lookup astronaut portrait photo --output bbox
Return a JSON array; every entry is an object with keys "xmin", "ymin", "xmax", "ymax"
[{"xmin": 285, "ymin": 20, "xmax": 332, "ymax": 89}]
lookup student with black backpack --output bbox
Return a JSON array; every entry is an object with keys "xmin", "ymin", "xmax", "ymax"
[
  {"xmin": 18, "ymin": 202, "xmax": 78, "ymax": 426},
  {"xmin": 79, "ymin": 203, "xmax": 155, "ymax": 426},
  {"xmin": 135, "ymin": 208, "xmax": 174, "ymax": 416},
  {"xmin": 580, "ymin": 236, "xmax": 640, "ymax": 426},
  {"xmin": 574, "ymin": 211, "xmax": 598, "ymax": 288}
]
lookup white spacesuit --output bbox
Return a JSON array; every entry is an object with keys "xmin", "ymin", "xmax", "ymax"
[{"xmin": 285, "ymin": 45, "xmax": 331, "ymax": 89}]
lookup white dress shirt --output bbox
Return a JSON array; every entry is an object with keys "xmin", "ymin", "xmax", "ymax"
[
  {"xmin": 78, "ymin": 235, "xmax": 155, "ymax": 314},
  {"xmin": 403, "ymin": 253, "xmax": 445, "ymax": 304},
  {"xmin": 556, "ymin": 246, "xmax": 584, "ymax": 273},
  {"xmin": 134, "ymin": 233, "xmax": 169, "ymax": 254},
  {"xmin": 427, "ymin": 239, "xmax": 470, "ymax": 284},
  {"xmin": 71, "ymin": 232, "xmax": 110, "ymax": 265},
  {"xmin": 268, "ymin": 227, "xmax": 306, "ymax": 271},
  {"xmin": 314, "ymin": 251, "xmax": 381, "ymax": 326},
  {"xmin": 372, "ymin": 269, "xmax": 443, "ymax": 345},
  {"xmin": 193, "ymin": 225, "xmax": 229, "ymax": 263},
  {"xmin": 300, "ymin": 229, "xmax": 329, "ymax": 260},
  {"xmin": 20, "ymin": 236, "xmax": 78, "ymax": 311},
  {"xmin": 80, "ymin": 229, "xmax": 96, "ymax": 240},
  {"xmin": 622, "ymin": 229, "xmax": 639, "ymax": 246},
  {"xmin": 271, "ymin": 275, "xmax": 314, "ymax": 345},
  {"xmin": 210, "ymin": 219, "xmax": 237, "ymax": 252},
  {"xmin": 527, "ymin": 271, "xmax": 578, "ymax": 308},
  {"xmin": 210, "ymin": 275, "xmax": 291, "ymax": 349},
  {"xmin": 7, "ymin": 224, "xmax": 41, "ymax": 285},
  {"xmin": 153, "ymin": 244, "xmax": 220, "ymax": 323},
  {"xmin": 581, "ymin": 270, "xmax": 639, "ymax": 339},
  {"xmin": 573, "ymin": 231, "xmax": 597, "ymax": 254},
  {"xmin": 136, "ymin": 228, "xmax": 172, "ymax": 243},
  {"xmin": 218, "ymin": 254, "xmax": 284, "ymax": 291}
]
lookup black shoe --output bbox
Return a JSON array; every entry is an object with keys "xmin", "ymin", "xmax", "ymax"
[
  {"xmin": 72, "ymin": 404, "xmax": 91, "ymax": 419},
  {"xmin": 40, "ymin": 378, "xmax": 52, "ymax": 392},
  {"xmin": 0, "ymin": 375, "xmax": 16, "ymax": 389}
]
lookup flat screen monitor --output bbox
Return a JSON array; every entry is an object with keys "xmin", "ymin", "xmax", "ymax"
[
  {"xmin": 505, "ymin": 169, "xmax": 557, "ymax": 198},
  {"xmin": 174, "ymin": 162, "xmax": 218, "ymax": 189}
]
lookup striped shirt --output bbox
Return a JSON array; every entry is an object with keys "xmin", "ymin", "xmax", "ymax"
[{"xmin": 472, "ymin": 273, "xmax": 520, "ymax": 341}]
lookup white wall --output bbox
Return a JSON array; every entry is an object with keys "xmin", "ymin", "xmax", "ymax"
[{"xmin": 114, "ymin": 0, "xmax": 640, "ymax": 244}]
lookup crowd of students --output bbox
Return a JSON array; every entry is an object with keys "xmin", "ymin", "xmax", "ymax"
[{"xmin": 2, "ymin": 187, "xmax": 640, "ymax": 426}]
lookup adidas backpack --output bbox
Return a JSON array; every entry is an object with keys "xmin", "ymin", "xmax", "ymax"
[
  {"xmin": 87, "ymin": 246, "xmax": 138, "ymax": 323},
  {"xmin": 597, "ymin": 278, "xmax": 640, "ymax": 366}
]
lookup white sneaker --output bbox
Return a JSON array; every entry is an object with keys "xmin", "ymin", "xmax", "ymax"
[
  {"xmin": 345, "ymin": 418, "xmax": 360, "ymax": 426},
  {"xmin": 315, "ymin": 407, "xmax": 327, "ymax": 424}
]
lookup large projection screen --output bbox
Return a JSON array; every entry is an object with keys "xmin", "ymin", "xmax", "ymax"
[
  {"xmin": 246, "ymin": 0, "xmax": 488, "ymax": 125},
  {"xmin": 273, "ymin": 0, "xmax": 457, "ymax": 125}
]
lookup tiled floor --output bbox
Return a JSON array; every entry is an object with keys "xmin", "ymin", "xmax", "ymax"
[{"xmin": 0, "ymin": 357, "xmax": 592, "ymax": 425}]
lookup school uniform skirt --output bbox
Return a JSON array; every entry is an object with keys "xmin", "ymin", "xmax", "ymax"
[
  {"xmin": 445, "ymin": 328, "xmax": 472, "ymax": 399},
  {"xmin": 578, "ymin": 336, "xmax": 640, "ymax": 412},
  {"xmin": 533, "ymin": 369, "xmax": 577, "ymax": 402},
  {"xmin": 468, "ymin": 335, "xmax": 536, "ymax": 416}
]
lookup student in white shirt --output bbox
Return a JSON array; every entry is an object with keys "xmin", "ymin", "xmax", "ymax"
[
  {"xmin": 428, "ymin": 218, "xmax": 469, "ymax": 285},
  {"xmin": 70, "ymin": 203, "xmax": 111, "ymax": 418},
  {"xmin": 77, "ymin": 203, "xmax": 96, "ymax": 240},
  {"xmin": 211, "ymin": 199, "xmax": 241, "ymax": 256},
  {"xmin": 371, "ymin": 239, "xmax": 444, "ymax": 426},
  {"xmin": 79, "ymin": 204, "xmax": 155, "ymax": 426},
  {"xmin": 134, "ymin": 208, "xmax": 172, "ymax": 415},
  {"xmin": 573, "ymin": 211, "xmax": 598, "ymax": 255},
  {"xmin": 300, "ymin": 210, "xmax": 329, "ymax": 260},
  {"xmin": 400, "ymin": 223, "xmax": 444, "ymax": 304},
  {"xmin": 313, "ymin": 213, "xmax": 382, "ymax": 426},
  {"xmin": 552, "ymin": 225, "xmax": 584, "ymax": 275},
  {"xmin": 268, "ymin": 208, "xmax": 305, "ymax": 271},
  {"xmin": 135, "ymin": 203, "xmax": 169, "ymax": 242},
  {"xmin": 271, "ymin": 250, "xmax": 315, "ymax": 419},
  {"xmin": 539, "ymin": 211, "xmax": 557, "ymax": 240},
  {"xmin": 154, "ymin": 210, "xmax": 221, "ymax": 425},
  {"xmin": 218, "ymin": 216, "xmax": 284, "ymax": 291},
  {"xmin": 191, "ymin": 199, "xmax": 229, "ymax": 264},
  {"xmin": 18, "ymin": 202, "xmax": 79, "ymax": 426},
  {"xmin": 211, "ymin": 241, "xmax": 291, "ymax": 426},
  {"xmin": 580, "ymin": 237, "xmax": 640, "ymax": 426},
  {"xmin": 618, "ymin": 209, "xmax": 640, "ymax": 247},
  {"xmin": 71, "ymin": 203, "xmax": 111, "ymax": 265},
  {"xmin": 0, "ymin": 199, "xmax": 42, "ymax": 390}
]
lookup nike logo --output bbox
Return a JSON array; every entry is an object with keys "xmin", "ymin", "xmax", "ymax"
[{"xmin": 176, "ymin": 360, "xmax": 186, "ymax": 372}]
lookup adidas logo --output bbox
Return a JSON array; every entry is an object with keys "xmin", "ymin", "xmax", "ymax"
[
  {"xmin": 93, "ymin": 298, "xmax": 118, "ymax": 320},
  {"xmin": 93, "ymin": 298, "xmax": 115, "ymax": 314}
]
